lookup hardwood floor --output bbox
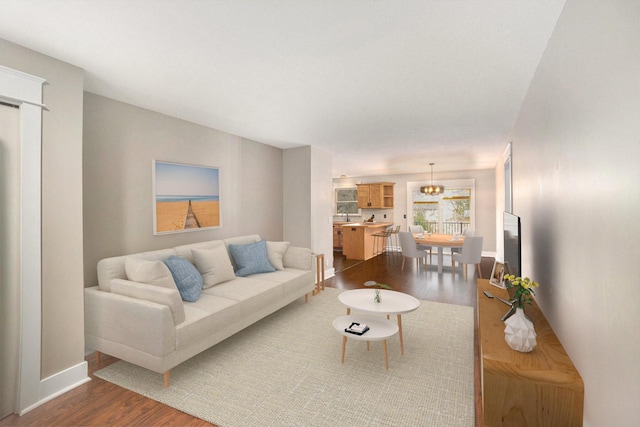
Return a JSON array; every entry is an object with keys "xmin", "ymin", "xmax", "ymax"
[{"xmin": 1, "ymin": 250, "xmax": 492, "ymax": 427}]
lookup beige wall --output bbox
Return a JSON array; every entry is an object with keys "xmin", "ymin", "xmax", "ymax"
[
  {"xmin": 508, "ymin": 1, "xmax": 640, "ymax": 425},
  {"xmin": 83, "ymin": 93, "xmax": 284, "ymax": 287},
  {"xmin": 0, "ymin": 39, "xmax": 85, "ymax": 380},
  {"xmin": 334, "ymin": 168, "xmax": 497, "ymax": 253},
  {"xmin": 283, "ymin": 147, "xmax": 312, "ymax": 248},
  {"xmin": 283, "ymin": 146, "xmax": 334, "ymax": 272}
]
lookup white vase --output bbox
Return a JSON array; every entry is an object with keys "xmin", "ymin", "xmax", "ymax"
[{"xmin": 504, "ymin": 308, "xmax": 537, "ymax": 352}]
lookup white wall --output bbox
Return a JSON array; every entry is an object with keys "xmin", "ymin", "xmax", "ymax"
[
  {"xmin": 508, "ymin": 1, "xmax": 640, "ymax": 425},
  {"xmin": 310, "ymin": 146, "xmax": 335, "ymax": 272},
  {"xmin": 334, "ymin": 168, "xmax": 497, "ymax": 252},
  {"xmin": 0, "ymin": 102, "xmax": 20, "ymax": 417},
  {"xmin": 83, "ymin": 93, "xmax": 284, "ymax": 286}
]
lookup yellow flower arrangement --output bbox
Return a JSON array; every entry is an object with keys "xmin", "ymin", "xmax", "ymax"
[{"xmin": 503, "ymin": 274, "xmax": 539, "ymax": 309}]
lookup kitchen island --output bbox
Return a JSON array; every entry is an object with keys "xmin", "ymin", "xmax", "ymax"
[{"xmin": 340, "ymin": 222, "xmax": 393, "ymax": 260}]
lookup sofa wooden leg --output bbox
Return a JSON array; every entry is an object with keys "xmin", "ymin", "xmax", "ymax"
[
  {"xmin": 164, "ymin": 371, "xmax": 170, "ymax": 388},
  {"xmin": 305, "ymin": 293, "xmax": 309, "ymax": 303},
  {"xmin": 95, "ymin": 351, "xmax": 101, "ymax": 364}
]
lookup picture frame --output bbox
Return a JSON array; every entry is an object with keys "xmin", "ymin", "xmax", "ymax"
[
  {"xmin": 489, "ymin": 261, "xmax": 508, "ymax": 289},
  {"xmin": 153, "ymin": 160, "xmax": 221, "ymax": 235}
]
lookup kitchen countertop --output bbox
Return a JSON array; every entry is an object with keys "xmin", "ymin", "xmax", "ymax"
[{"xmin": 337, "ymin": 221, "xmax": 393, "ymax": 227}]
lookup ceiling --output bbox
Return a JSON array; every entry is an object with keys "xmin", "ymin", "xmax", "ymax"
[{"xmin": 0, "ymin": 0, "xmax": 565, "ymax": 178}]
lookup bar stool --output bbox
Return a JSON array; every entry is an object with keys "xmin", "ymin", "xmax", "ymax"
[
  {"xmin": 388, "ymin": 225, "xmax": 400, "ymax": 253},
  {"xmin": 372, "ymin": 226, "xmax": 393, "ymax": 256}
]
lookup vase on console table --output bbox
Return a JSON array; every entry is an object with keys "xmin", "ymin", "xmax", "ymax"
[{"xmin": 504, "ymin": 308, "xmax": 537, "ymax": 352}]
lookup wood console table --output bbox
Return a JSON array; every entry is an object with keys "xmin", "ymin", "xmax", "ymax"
[{"xmin": 477, "ymin": 279, "xmax": 584, "ymax": 426}]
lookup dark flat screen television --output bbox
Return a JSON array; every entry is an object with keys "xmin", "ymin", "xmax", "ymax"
[{"xmin": 503, "ymin": 211, "xmax": 521, "ymax": 278}]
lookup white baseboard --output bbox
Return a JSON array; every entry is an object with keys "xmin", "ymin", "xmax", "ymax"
[
  {"xmin": 324, "ymin": 268, "xmax": 335, "ymax": 279},
  {"xmin": 20, "ymin": 361, "xmax": 91, "ymax": 415}
]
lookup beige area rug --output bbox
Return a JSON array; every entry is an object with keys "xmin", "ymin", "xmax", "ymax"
[{"xmin": 94, "ymin": 287, "xmax": 474, "ymax": 427}]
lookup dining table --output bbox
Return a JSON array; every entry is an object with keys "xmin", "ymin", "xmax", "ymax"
[{"xmin": 413, "ymin": 233, "xmax": 465, "ymax": 274}]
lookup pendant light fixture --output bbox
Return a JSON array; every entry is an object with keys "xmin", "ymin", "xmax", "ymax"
[{"xmin": 420, "ymin": 163, "xmax": 444, "ymax": 195}]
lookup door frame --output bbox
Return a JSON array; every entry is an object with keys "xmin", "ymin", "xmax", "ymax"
[{"xmin": 0, "ymin": 65, "xmax": 46, "ymax": 414}]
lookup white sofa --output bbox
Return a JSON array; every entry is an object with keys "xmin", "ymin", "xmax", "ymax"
[{"xmin": 84, "ymin": 235, "xmax": 316, "ymax": 387}]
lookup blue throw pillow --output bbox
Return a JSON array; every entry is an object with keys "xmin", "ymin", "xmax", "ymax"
[
  {"xmin": 228, "ymin": 240, "xmax": 276, "ymax": 277},
  {"xmin": 164, "ymin": 255, "xmax": 203, "ymax": 302}
]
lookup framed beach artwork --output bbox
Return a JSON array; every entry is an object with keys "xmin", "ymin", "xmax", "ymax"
[
  {"xmin": 489, "ymin": 260, "xmax": 508, "ymax": 289},
  {"xmin": 153, "ymin": 161, "xmax": 221, "ymax": 234}
]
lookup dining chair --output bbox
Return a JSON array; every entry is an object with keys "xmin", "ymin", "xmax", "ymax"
[
  {"xmin": 451, "ymin": 236, "xmax": 483, "ymax": 280},
  {"xmin": 398, "ymin": 231, "xmax": 429, "ymax": 271},
  {"xmin": 452, "ymin": 228, "xmax": 476, "ymax": 255},
  {"xmin": 408, "ymin": 225, "xmax": 432, "ymax": 262}
]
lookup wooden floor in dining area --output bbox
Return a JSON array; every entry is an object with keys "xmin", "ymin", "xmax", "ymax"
[
  {"xmin": 1, "ymin": 250, "xmax": 493, "ymax": 427},
  {"xmin": 331, "ymin": 249, "xmax": 493, "ymax": 308}
]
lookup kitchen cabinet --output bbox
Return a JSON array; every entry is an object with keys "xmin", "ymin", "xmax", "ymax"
[
  {"xmin": 333, "ymin": 223, "xmax": 344, "ymax": 249},
  {"xmin": 341, "ymin": 222, "xmax": 393, "ymax": 260},
  {"xmin": 357, "ymin": 183, "xmax": 394, "ymax": 209}
]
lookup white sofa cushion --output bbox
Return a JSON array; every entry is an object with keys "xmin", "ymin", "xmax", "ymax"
[
  {"xmin": 177, "ymin": 294, "xmax": 242, "ymax": 349},
  {"xmin": 203, "ymin": 277, "xmax": 284, "ymax": 316},
  {"xmin": 266, "ymin": 241, "xmax": 290, "ymax": 270},
  {"xmin": 124, "ymin": 257, "xmax": 177, "ymax": 290},
  {"xmin": 249, "ymin": 269, "xmax": 315, "ymax": 298},
  {"xmin": 110, "ymin": 279, "xmax": 186, "ymax": 325},
  {"xmin": 283, "ymin": 246, "xmax": 313, "ymax": 270},
  {"xmin": 173, "ymin": 240, "xmax": 223, "ymax": 264},
  {"xmin": 192, "ymin": 244, "xmax": 236, "ymax": 289},
  {"xmin": 97, "ymin": 248, "xmax": 176, "ymax": 291}
]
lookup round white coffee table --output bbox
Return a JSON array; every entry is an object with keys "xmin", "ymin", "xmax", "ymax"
[
  {"xmin": 333, "ymin": 314, "xmax": 399, "ymax": 370},
  {"xmin": 338, "ymin": 289, "xmax": 420, "ymax": 355}
]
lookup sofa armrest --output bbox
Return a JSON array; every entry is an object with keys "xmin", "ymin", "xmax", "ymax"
[
  {"xmin": 110, "ymin": 279, "xmax": 185, "ymax": 325},
  {"xmin": 283, "ymin": 246, "xmax": 314, "ymax": 271},
  {"xmin": 84, "ymin": 286, "xmax": 176, "ymax": 357}
]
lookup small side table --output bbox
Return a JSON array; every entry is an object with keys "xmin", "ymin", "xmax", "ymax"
[
  {"xmin": 313, "ymin": 253, "xmax": 325, "ymax": 295},
  {"xmin": 338, "ymin": 289, "xmax": 419, "ymax": 355},
  {"xmin": 333, "ymin": 314, "xmax": 399, "ymax": 370}
]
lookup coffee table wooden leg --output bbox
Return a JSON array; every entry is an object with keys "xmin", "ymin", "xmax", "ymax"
[
  {"xmin": 383, "ymin": 340, "xmax": 389, "ymax": 370},
  {"xmin": 346, "ymin": 307, "xmax": 350, "ymax": 315},
  {"xmin": 397, "ymin": 314, "xmax": 404, "ymax": 355},
  {"xmin": 341, "ymin": 336, "xmax": 347, "ymax": 364}
]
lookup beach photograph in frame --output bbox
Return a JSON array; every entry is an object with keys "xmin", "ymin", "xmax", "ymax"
[
  {"xmin": 153, "ymin": 161, "xmax": 221, "ymax": 234},
  {"xmin": 489, "ymin": 261, "xmax": 508, "ymax": 289}
]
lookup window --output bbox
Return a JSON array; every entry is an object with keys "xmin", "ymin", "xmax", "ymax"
[
  {"xmin": 335, "ymin": 188, "xmax": 359, "ymax": 215},
  {"xmin": 408, "ymin": 179, "xmax": 474, "ymax": 235}
]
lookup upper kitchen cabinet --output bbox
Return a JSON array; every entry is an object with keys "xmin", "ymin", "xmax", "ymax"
[{"xmin": 357, "ymin": 183, "xmax": 395, "ymax": 209}]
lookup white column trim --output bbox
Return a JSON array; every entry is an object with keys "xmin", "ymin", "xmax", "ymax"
[{"xmin": 0, "ymin": 65, "xmax": 46, "ymax": 414}]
